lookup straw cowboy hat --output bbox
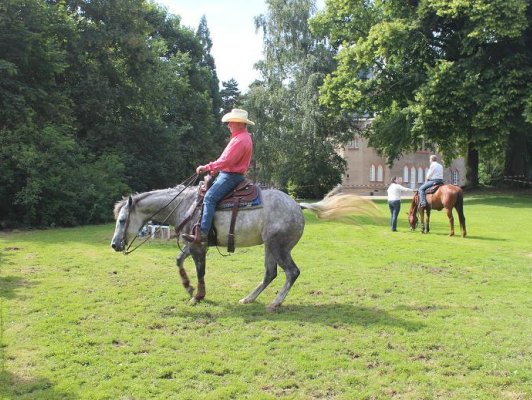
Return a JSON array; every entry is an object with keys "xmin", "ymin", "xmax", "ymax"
[{"xmin": 221, "ymin": 109, "xmax": 255, "ymax": 125}]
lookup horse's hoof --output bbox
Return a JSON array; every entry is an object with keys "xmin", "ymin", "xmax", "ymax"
[
  {"xmin": 239, "ymin": 298, "xmax": 252, "ymax": 304},
  {"xmin": 190, "ymin": 297, "xmax": 202, "ymax": 305},
  {"xmin": 186, "ymin": 286, "xmax": 195, "ymax": 297},
  {"xmin": 266, "ymin": 303, "xmax": 280, "ymax": 312}
]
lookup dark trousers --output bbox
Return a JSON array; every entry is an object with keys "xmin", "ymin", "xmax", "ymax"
[{"xmin": 388, "ymin": 200, "xmax": 401, "ymax": 231}]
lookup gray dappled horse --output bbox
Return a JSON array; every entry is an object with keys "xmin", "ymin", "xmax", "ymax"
[{"xmin": 111, "ymin": 185, "xmax": 374, "ymax": 311}]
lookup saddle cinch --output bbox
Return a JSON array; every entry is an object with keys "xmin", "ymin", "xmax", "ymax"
[{"xmin": 191, "ymin": 177, "xmax": 261, "ymax": 252}]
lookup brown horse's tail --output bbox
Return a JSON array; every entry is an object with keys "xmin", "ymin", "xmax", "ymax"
[{"xmin": 455, "ymin": 188, "xmax": 467, "ymax": 236}]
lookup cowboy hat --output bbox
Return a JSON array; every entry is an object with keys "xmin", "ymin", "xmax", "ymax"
[{"xmin": 221, "ymin": 109, "xmax": 255, "ymax": 125}]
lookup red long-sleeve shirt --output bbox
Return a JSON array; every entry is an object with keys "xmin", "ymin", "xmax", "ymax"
[{"xmin": 205, "ymin": 128, "xmax": 253, "ymax": 174}]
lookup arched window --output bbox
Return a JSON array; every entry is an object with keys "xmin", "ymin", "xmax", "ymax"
[
  {"xmin": 452, "ymin": 170, "xmax": 459, "ymax": 185},
  {"xmin": 377, "ymin": 165, "xmax": 383, "ymax": 182},
  {"xmin": 403, "ymin": 166, "xmax": 409, "ymax": 183},
  {"xmin": 425, "ymin": 167, "xmax": 429, "ymax": 181},
  {"xmin": 369, "ymin": 164, "xmax": 375, "ymax": 182},
  {"xmin": 410, "ymin": 167, "xmax": 416, "ymax": 185},
  {"xmin": 417, "ymin": 167, "xmax": 423, "ymax": 183}
]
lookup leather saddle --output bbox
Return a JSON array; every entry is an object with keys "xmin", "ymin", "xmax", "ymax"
[
  {"xmin": 218, "ymin": 179, "xmax": 259, "ymax": 207},
  {"xmin": 194, "ymin": 177, "xmax": 260, "ymax": 253},
  {"xmin": 425, "ymin": 182, "xmax": 444, "ymax": 195}
]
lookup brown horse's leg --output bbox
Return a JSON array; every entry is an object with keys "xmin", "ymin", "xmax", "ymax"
[
  {"xmin": 445, "ymin": 208, "xmax": 455, "ymax": 236},
  {"xmin": 176, "ymin": 247, "xmax": 195, "ymax": 297},
  {"xmin": 426, "ymin": 209, "xmax": 431, "ymax": 233},
  {"xmin": 419, "ymin": 208, "xmax": 426, "ymax": 234},
  {"xmin": 190, "ymin": 246, "xmax": 207, "ymax": 303}
]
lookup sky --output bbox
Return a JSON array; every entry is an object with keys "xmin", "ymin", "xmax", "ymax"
[{"xmin": 155, "ymin": 0, "xmax": 325, "ymax": 92}]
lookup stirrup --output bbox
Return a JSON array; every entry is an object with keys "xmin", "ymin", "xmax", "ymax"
[{"xmin": 182, "ymin": 233, "xmax": 196, "ymax": 243}]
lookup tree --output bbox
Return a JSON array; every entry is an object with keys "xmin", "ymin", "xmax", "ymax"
[
  {"xmin": 311, "ymin": 0, "xmax": 532, "ymax": 186},
  {"xmin": 246, "ymin": 0, "xmax": 355, "ymax": 198},
  {"xmin": 0, "ymin": 1, "xmax": 228, "ymax": 226},
  {"xmin": 220, "ymin": 78, "xmax": 242, "ymax": 114}
]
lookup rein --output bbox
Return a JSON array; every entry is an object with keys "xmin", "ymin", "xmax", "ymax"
[{"xmin": 123, "ymin": 173, "xmax": 199, "ymax": 255}]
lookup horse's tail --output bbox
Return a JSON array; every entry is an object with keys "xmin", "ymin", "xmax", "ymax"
[
  {"xmin": 455, "ymin": 188, "xmax": 467, "ymax": 236},
  {"xmin": 299, "ymin": 193, "xmax": 378, "ymax": 221}
]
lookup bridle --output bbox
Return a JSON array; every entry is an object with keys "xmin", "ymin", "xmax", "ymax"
[{"xmin": 121, "ymin": 173, "xmax": 199, "ymax": 255}]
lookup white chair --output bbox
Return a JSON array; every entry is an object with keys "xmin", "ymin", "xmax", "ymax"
[{"xmin": 148, "ymin": 222, "xmax": 170, "ymax": 239}]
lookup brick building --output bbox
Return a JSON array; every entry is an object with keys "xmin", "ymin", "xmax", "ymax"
[{"xmin": 338, "ymin": 119, "xmax": 467, "ymax": 196}]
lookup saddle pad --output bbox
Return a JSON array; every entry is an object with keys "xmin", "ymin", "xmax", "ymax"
[{"xmin": 216, "ymin": 186, "xmax": 262, "ymax": 210}]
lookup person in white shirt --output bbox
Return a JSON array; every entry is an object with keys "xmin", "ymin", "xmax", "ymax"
[
  {"xmin": 387, "ymin": 177, "xmax": 414, "ymax": 232},
  {"xmin": 419, "ymin": 154, "xmax": 445, "ymax": 207}
]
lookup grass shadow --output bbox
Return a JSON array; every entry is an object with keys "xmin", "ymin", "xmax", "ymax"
[
  {"xmin": 214, "ymin": 302, "xmax": 425, "ymax": 332},
  {"xmin": 0, "ymin": 370, "xmax": 77, "ymax": 399},
  {"xmin": 0, "ymin": 276, "xmax": 31, "ymax": 300},
  {"xmin": 464, "ymin": 196, "xmax": 532, "ymax": 208}
]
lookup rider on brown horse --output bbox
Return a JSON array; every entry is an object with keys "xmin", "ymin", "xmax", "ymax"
[{"xmin": 419, "ymin": 155, "xmax": 444, "ymax": 208}]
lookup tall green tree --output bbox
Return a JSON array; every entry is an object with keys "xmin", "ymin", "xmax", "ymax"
[
  {"xmin": 311, "ymin": 0, "xmax": 532, "ymax": 185},
  {"xmin": 220, "ymin": 78, "xmax": 242, "ymax": 114},
  {"xmin": 247, "ymin": 0, "xmax": 355, "ymax": 197},
  {"xmin": 0, "ymin": 0, "xmax": 227, "ymax": 226}
]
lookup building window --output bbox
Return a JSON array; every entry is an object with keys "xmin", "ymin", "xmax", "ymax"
[
  {"xmin": 403, "ymin": 166, "xmax": 409, "ymax": 183},
  {"xmin": 369, "ymin": 164, "xmax": 375, "ymax": 182},
  {"xmin": 348, "ymin": 136, "xmax": 360, "ymax": 149},
  {"xmin": 410, "ymin": 167, "xmax": 416, "ymax": 185},
  {"xmin": 417, "ymin": 167, "xmax": 423, "ymax": 183},
  {"xmin": 425, "ymin": 167, "xmax": 429, "ymax": 181},
  {"xmin": 377, "ymin": 165, "xmax": 383, "ymax": 182},
  {"xmin": 452, "ymin": 170, "xmax": 459, "ymax": 185}
]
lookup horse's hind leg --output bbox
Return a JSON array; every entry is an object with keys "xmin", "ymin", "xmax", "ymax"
[
  {"xmin": 426, "ymin": 209, "xmax": 431, "ymax": 233},
  {"xmin": 266, "ymin": 245, "xmax": 300, "ymax": 312},
  {"xmin": 445, "ymin": 208, "xmax": 455, "ymax": 236},
  {"xmin": 176, "ymin": 247, "xmax": 194, "ymax": 297},
  {"xmin": 239, "ymin": 246, "xmax": 278, "ymax": 304}
]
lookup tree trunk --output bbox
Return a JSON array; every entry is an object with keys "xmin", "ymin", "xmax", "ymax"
[
  {"xmin": 466, "ymin": 144, "xmax": 479, "ymax": 187},
  {"xmin": 503, "ymin": 128, "xmax": 528, "ymax": 177}
]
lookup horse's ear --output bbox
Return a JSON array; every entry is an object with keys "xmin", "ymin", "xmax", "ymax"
[{"xmin": 128, "ymin": 196, "xmax": 133, "ymax": 207}]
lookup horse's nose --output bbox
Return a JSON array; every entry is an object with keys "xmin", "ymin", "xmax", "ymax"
[{"xmin": 111, "ymin": 243, "xmax": 117, "ymax": 249}]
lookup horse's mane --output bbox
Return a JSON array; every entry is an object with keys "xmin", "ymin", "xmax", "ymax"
[{"xmin": 113, "ymin": 186, "xmax": 189, "ymax": 219}]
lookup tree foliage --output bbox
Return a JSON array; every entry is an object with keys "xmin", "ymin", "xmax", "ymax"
[
  {"xmin": 220, "ymin": 78, "xmax": 242, "ymax": 114},
  {"xmin": 311, "ymin": 0, "xmax": 532, "ymax": 185},
  {"xmin": 0, "ymin": 0, "xmax": 224, "ymax": 226},
  {"xmin": 246, "ymin": 0, "xmax": 355, "ymax": 198}
]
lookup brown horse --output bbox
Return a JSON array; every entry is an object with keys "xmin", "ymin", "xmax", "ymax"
[{"xmin": 408, "ymin": 184, "xmax": 466, "ymax": 237}]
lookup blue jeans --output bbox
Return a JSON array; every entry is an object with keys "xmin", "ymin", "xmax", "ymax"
[
  {"xmin": 200, "ymin": 172, "xmax": 245, "ymax": 235},
  {"xmin": 388, "ymin": 200, "xmax": 401, "ymax": 231},
  {"xmin": 419, "ymin": 179, "xmax": 444, "ymax": 205}
]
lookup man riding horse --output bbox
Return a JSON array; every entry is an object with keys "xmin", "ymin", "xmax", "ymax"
[
  {"xmin": 182, "ymin": 109, "xmax": 254, "ymax": 246},
  {"xmin": 419, "ymin": 155, "xmax": 444, "ymax": 208}
]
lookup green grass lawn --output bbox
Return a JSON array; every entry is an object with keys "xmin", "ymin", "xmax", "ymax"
[{"xmin": 1, "ymin": 193, "xmax": 532, "ymax": 399}]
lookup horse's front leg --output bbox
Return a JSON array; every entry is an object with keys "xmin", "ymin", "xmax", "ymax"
[
  {"xmin": 445, "ymin": 208, "xmax": 455, "ymax": 236},
  {"xmin": 189, "ymin": 246, "xmax": 208, "ymax": 304},
  {"xmin": 176, "ymin": 245, "xmax": 195, "ymax": 297},
  {"xmin": 419, "ymin": 209, "xmax": 426, "ymax": 234}
]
